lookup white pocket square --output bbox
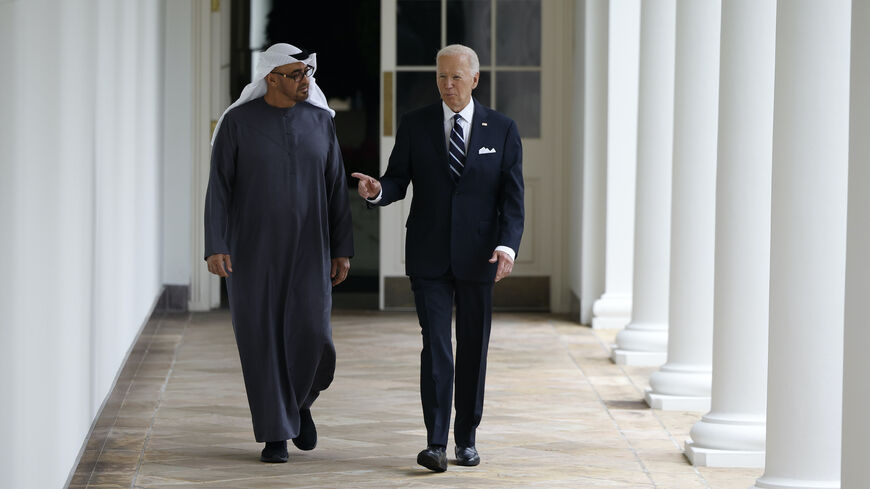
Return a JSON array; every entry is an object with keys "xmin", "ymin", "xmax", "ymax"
[{"xmin": 478, "ymin": 147, "xmax": 497, "ymax": 155}]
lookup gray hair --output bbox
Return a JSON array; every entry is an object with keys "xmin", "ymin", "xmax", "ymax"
[{"xmin": 436, "ymin": 44, "xmax": 480, "ymax": 75}]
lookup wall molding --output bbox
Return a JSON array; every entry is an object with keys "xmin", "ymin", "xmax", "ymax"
[{"xmin": 156, "ymin": 285, "xmax": 190, "ymax": 312}]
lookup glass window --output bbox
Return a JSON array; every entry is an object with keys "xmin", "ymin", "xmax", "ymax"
[
  {"xmin": 496, "ymin": 0, "xmax": 541, "ymax": 66},
  {"xmin": 474, "ymin": 70, "xmax": 491, "ymax": 107},
  {"xmin": 496, "ymin": 71, "xmax": 540, "ymax": 137},
  {"xmin": 393, "ymin": 0, "xmax": 541, "ymax": 137},
  {"xmin": 396, "ymin": 71, "xmax": 439, "ymax": 122},
  {"xmin": 447, "ymin": 0, "xmax": 492, "ymax": 65},
  {"xmin": 397, "ymin": 0, "xmax": 441, "ymax": 66}
]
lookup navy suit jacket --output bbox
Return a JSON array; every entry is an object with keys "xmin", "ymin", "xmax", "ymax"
[{"xmin": 377, "ymin": 99, "xmax": 524, "ymax": 282}]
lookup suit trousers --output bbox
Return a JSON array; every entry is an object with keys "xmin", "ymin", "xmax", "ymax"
[{"xmin": 410, "ymin": 273, "xmax": 494, "ymax": 448}]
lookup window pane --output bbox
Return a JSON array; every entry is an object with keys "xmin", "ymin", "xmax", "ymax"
[
  {"xmin": 496, "ymin": 71, "xmax": 540, "ymax": 137},
  {"xmin": 397, "ymin": 0, "xmax": 441, "ymax": 66},
  {"xmin": 447, "ymin": 0, "xmax": 492, "ymax": 66},
  {"xmin": 396, "ymin": 71, "xmax": 438, "ymax": 123},
  {"xmin": 496, "ymin": 0, "xmax": 541, "ymax": 66},
  {"xmin": 474, "ymin": 70, "xmax": 491, "ymax": 107}
]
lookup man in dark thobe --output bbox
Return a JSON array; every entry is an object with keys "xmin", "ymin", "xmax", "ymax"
[
  {"xmin": 204, "ymin": 43, "xmax": 353, "ymax": 464},
  {"xmin": 352, "ymin": 44, "xmax": 524, "ymax": 472}
]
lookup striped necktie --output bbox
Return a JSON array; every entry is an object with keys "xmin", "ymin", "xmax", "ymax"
[{"xmin": 448, "ymin": 113, "xmax": 466, "ymax": 181}]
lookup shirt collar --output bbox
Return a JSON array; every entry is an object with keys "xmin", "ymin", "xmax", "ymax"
[{"xmin": 442, "ymin": 99, "xmax": 474, "ymax": 123}]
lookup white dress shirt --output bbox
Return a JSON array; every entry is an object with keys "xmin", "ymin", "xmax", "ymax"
[
  {"xmin": 367, "ymin": 99, "xmax": 516, "ymax": 262},
  {"xmin": 443, "ymin": 100, "xmax": 474, "ymax": 155}
]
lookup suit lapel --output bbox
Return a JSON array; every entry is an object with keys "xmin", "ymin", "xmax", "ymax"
[
  {"xmin": 462, "ymin": 99, "xmax": 487, "ymax": 180},
  {"xmin": 427, "ymin": 103, "xmax": 452, "ymax": 180},
  {"xmin": 430, "ymin": 99, "xmax": 488, "ymax": 183}
]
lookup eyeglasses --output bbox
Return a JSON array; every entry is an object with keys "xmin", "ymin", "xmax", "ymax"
[{"xmin": 270, "ymin": 65, "xmax": 314, "ymax": 82}]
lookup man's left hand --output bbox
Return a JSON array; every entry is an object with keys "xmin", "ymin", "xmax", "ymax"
[
  {"xmin": 331, "ymin": 257, "xmax": 350, "ymax": 286},
  {"xmin": 488, "ymin": 250, "xmax": 514, "ymax": 283}
]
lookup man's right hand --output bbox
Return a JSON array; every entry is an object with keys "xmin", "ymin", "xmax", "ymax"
[
  {"xmin": 351, "ymin": 172, "xmax": 382, "ymax": 200},
  {"xmin": 206, "ymin": 254, "xmax": 233, "ymax": 277}
]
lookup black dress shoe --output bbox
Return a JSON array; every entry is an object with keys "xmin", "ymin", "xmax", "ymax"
[
  {"xmin": 260, "ymin": 441, "xmax": 288, "ymax": 463},
  {"xmin": 455, "ymin": 446, "xmax": 480, "ymax": 466},
  {"xmin": 417, "ymin": 445, "xmax": 447, "ymax": 472},
  {"xmin": 292, "ymin": 408, "xmax": 317, "ymax": 451}
]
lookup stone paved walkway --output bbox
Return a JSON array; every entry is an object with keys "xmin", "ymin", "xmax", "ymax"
[{"xmin": 69, "ymin": 310, "xmax": 761, "ymax": 489}]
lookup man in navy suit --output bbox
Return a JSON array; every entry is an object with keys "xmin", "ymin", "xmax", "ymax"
[{"xmin": 352, "ymin": 44, "xmax": 524, "ymax": 472}]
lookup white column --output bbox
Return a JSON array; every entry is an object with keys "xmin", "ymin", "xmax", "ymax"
[
  {"xmin": 644, "ymin": 0, "xmax": 719, "ymax": 412},
  {"xmin": 579, "ymin": 0, "xmax": 608, "ymax": 325},
  {"xmin": 842, "ymin": 3, "xmax": 870, "ymax": 487},
  {"xmin": 684, "ymin": 0, "xmax": 775, "ymax": 468},
  {"xmin": 189, "ymin": 0, "xmax": 221, "ymax": 311},
  {"xmin": 250, "ymin": 0, "xmax": 269, "ymax": 74},
  {"xmin": 592, "ymin": 0, "xmax": 640, "ymax": 330},
  {"xmin": 752, "ymin": 2, "xmax": 851, "ymax": 489},
  {"xmin": 611, "ymin": 0, "xmax": 674, "ymax": 365}
]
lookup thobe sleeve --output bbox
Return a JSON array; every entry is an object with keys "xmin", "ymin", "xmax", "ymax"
[
  {"xmin": 376, "ymin": 116, "xmax": 413, "ymax": 206},
  {"xmin": 203, "ymin": 115, "xmax": 237, "ymax": 260},
  {"xmin": 326, "ymin": 121, "xmax": 355, "ymax": 259},
  {"xmin": 497, "ymin": 120, "xmax": 524, "ymax": 257}
]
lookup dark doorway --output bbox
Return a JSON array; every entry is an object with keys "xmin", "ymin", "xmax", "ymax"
[
  {"xmin": 222, "ymin": 0, "xmax": 381, "ymax": 309},
  {"xmin": 266, "ymin": 0, "xmax": 382, "ymax": 309},
  {"xmin": 221, "ymin": 0, "xmax": 254, "ymax": 309}
]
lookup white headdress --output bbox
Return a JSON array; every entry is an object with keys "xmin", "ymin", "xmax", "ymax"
[{"xmin": 211, "ymin": 43, "xmax": 335, "ymax": 145}]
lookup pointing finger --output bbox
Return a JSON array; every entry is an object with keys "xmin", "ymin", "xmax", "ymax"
[{"xmin": 350, "ymin": 172, "xmax": 372, "ymax": 182}]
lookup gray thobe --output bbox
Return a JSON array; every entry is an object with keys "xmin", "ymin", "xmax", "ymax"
[{"xmin": 204, "ymin": 97, "xmax": 354, "ymax": 442}]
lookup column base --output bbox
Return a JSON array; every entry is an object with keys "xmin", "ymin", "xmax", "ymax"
[
  {"xmin": 687, "ymin": 413, "xmax": 766, "ymax": 465},
  {"xmin": 647, "ymin": 364, "xmax": 712, "ymax": 403},
  {"xmin": 644, "ymin": 389, "xmax": 710, "ymax": 411},
  {"xmin": 611, "ymin": 348, "xmax": 667, "ymax": 366},
  {"xmin": 591, "ymin": 294, "xmax": 632, "ymax": 329},
  {"xmin": 614, "ymin": 323, "xmax": 668, "ymax": 350},
  {"xmin": 684, "ymin": 440, "xmax": 764, "ymax": 468},
  {"xmin": 751, "ymin": 477, "xmax": 840, "ymax": 489},
  {"xmin": 592, "ymin": 316, "xmax": 631, "ymax": 329}
]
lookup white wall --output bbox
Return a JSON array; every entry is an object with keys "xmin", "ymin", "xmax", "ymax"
[{"xmin": 0, "ymin": 1, "xmax": 166, "ymax": 487}]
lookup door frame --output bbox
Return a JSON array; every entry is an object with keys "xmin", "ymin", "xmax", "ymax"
[
  {"xmin": 378, "ymin": 0, "xmax": 574, "ymax": 312},
  {"xmin": 189, "ymin": 0, "xmax": 232, "ymax": 311}
]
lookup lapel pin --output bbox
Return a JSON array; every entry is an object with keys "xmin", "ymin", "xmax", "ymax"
[{"xmin": 481, "ymin": 122, "xmax": 488, "ymax": 126}]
